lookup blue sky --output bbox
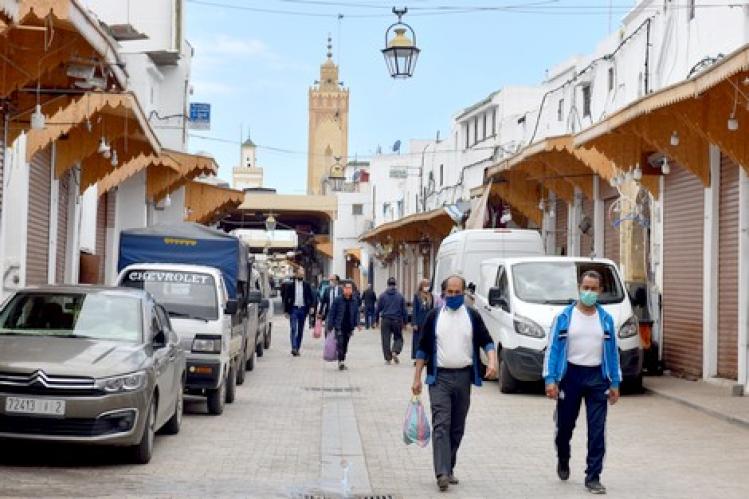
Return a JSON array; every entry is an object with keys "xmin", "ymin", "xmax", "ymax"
[{"xmin": 185, "ymin": 1, "xmax": 636, "ymax": 193}]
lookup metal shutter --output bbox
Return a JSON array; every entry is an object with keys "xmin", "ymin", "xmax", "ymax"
[
  {"xmin": 55, "ymin": 172, "xmax": 70, "ymax": 283},
  {"xmin": 555, "ymin": 198, "xmax": 568, "ymax": 255},
  {"xmin": 95, "ymin": 193, "xmax": 107, "ymax": 284},
  {"xmin": 603, "ymin": 197, "xmax": 620, "ymax": 263},
  {"xmin": 663, "ymin": 163, "xmax": 704, "ymax": 378},
  {"xmin": 0, "ymin": 115, "xmax": 5, "ymax": 217},
  {"xmin": 580, "ymin": 197, "xmax": 594, "ymax": 257},
  {"xmin": 26, "ymin": 149, "xmax": 52, "ymax": 286},
  {"xmin": 717, "ymin": 154, "xmax": 739, "ymax": 379}
]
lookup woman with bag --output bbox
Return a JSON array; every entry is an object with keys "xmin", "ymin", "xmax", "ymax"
[{"xmin": 411, "ymin": 278, "xmax": 434, "ymax": 362}]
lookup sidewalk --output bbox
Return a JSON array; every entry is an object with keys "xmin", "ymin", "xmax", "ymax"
[{"xmin": 644, "ymin": 375, "xmax": 749, "ymax": 427}]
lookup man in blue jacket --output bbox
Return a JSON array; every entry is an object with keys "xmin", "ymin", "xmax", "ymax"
[
  {"xmin": 376, "ymin": 277, "xmax": 408, "ymax": 365},
  {"xmin": 543, "ymin": 270, "xmax": 622, "ymax": 495},
  {"xmin": 327, "ymin": 281, "xmax": 361, "ymax": 370}
]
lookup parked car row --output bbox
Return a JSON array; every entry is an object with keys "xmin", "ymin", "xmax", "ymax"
[{"xmin": 0, "ymin": 223, "xmax": 275, "ymax": 464}]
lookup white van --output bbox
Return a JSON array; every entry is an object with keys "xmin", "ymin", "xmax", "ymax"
[
  {"xmin": 474, "ymin": 256, "xmax": 642, "ymax": 393},
  {"xmin": 433, "ymin": 229, "xmax": 544, "ymax": 292}
]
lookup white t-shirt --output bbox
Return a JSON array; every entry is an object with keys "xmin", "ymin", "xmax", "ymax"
[
  {"xmin": 567, "ymin": 307, "xmax": 604, "ymax": 366},
  {"xmin": 435, "ymin": 305, "xmax": 473, "ymax": 368},
  {"xmin": 294, "ymin": 280, "xmax": 304, "ymax": 307}
]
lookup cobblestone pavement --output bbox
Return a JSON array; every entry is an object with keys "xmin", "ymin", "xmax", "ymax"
[{"xmin": 1, "ymin": 313, "xmax": 749, "ymax": 498}]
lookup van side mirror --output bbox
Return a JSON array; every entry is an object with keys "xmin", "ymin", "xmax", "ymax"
[
  {"xmin": 152, "ymin": 330, "xmax": 167, "ymax": 349},
  {"xmin": 224, "ymin": 299, "xmax": 239, "ymax": 315},
  {"xmin": 488, "ymin": 287, "xmax": 508, "ymax": 310},
  {"xmin": 247, "ymin": 290, "xmax": 262, "ymax": 304}
]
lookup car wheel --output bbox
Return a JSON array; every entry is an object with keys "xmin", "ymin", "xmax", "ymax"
[
  {"xmin": 130, "ymin": 397, "xmax": 156, "ymax": 464},
  {"xmin": 263, "ymin": 324, "xmax": 272, "ymax": 349},
  {"xmin": 225, "ymin": 363, "xmax": 237, "ymax": 404},
  {"xmin": 236, "ymin": 351, "xmax": 246, "ymax": 385},
  {"xmin": 256, "ymin": 336, "xmax": 264, "ymax": 357},
  {"xmin": 161, "ymin": 380, "xmax": 184, "ymax": 435},
  {"xmin": 206, "ymin": 376, "xmax": 226, "ymax": 416},
  {"xmin": 246, "ymin": 346, "xmax": 256, "ymax": 371},
  {"xmin": 498, "ymin": 358, "xmax": 519, "ymax": 394}
]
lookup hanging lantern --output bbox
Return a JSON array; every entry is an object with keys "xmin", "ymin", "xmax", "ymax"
[
  {"xmin": 329, "ymin": 157, "xmax": 346, "ymax": 192},
  {"xmin": 382, "ymin": 7, "xmax": 420, "ymax": 79}
]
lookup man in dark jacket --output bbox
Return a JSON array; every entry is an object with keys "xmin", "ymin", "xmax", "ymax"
[
  {"xmin": 327, "ymin": 281, "xmax": 361, "ymax": 370},
  {"xmin": 281, "ymin": 267, "xmax": 316, "ymax": 356},
  {"xmin": 318, "ymin": 274, "xmax": 341, "ymax": 328},
  {"xmin": 376, "ymin": 277, "xmax": 408, "ymax": 365},
  {"xmin": 362, "ymin": 284, "xmax": 377, "ymax": 329},
  {"xmin": 412, "ymin": 275, "xmax": 497, "ymax": 492}
]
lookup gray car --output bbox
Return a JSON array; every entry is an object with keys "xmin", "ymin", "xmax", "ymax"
[{"xmin": 0, "ymin": 286, "xmax": 186, "ymax": 464}]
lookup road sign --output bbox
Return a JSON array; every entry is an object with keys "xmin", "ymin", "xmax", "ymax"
[
  {"xmin": 189, "ymin": 103, "xmax": 211, "ymax": 130},
  {"xmin": 389, "ymin": 166, "xmax": 408, "ymax": 179}
]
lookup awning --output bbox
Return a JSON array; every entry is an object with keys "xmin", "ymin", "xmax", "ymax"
[
  {"xmin": 238, "ymin": 193, "xmax": 338, "ymax": 220},
  {"xmin": 359, "ymin": 208, "xmax": 454, "ymax": 244},
  {"xmin": 316, "ymin": 241, "xmax": 333, "ymax": 259},
  {"xmin": 185, "ymin": 180, "xmax": 244, "ymax": 225},
  {"xmin": 0, "ymin": 0, "xmax": 126, "ymax": 99},
  {"xmin": 575, "ymin": 43, "xmax": 749, "ymax": 185},
  {"xmin": 344, "ymin": 247, "xmax": 361, "ymax": 261},
  {"xmin": 148, "ymin": 150, "xmax": 218, "ymax": 201},
  {"xmin": 0, "ymin": 0, "xmax": 19, "ymax": 24}
]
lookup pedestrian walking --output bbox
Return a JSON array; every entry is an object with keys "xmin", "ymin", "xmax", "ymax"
[
  {"xmin": 281, "ymin": 267, "xmax": 316, "ymax": 357},
  {"xmin": 411, "ymin": 278, "xmax": 434, "ymax": 362},
  {"xmin": 327, "ymin": 281, "xmax": 361, "ymax": 370},
  {"xmin": 362, "ymin": 284, "xmax": 377, "ymax": 329},
  {"xmin": 318, "ymin": 274, "xmax": 341, "ymax": 329},
  {"xmin": 376, "ymin": 277, "xmax": 407, "ymax": 365},
  {"xmin": 543, "ymin": 270, "xmax": 621, "ymax": 495},
  {"xmin": 412, "ymin": 275, "xmax": 497, "ymax": 492}
]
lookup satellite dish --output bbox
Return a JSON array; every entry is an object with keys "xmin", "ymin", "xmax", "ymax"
[{"xmin": 392, "ymin": 140, "xmax": 401, "ymax": 153}]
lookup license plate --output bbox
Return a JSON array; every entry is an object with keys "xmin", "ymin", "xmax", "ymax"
[{"xmin": 5, "ymin": 397, "xmax": 65, "ymax": 416}]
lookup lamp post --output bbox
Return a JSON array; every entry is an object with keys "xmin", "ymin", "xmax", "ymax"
[
  {"xmin": 265, "ymin": 214, "xmax": 277, "ymax": 232},
  {"xmin": 382, "ymin": 7, "xmax": 420, "ymax": 79}
]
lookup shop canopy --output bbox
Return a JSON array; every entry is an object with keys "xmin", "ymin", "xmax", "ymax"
[
  {"xmin": 185, "ymin": 180, "xmax": 244, "ymax": 225},
  {"xmin": 359, "ymin": 207, "xmax": 454, "ymax": 245}
]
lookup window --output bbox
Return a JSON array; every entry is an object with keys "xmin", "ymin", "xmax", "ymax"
[
  {"xmin": 464, "ymin": 123, "xmax": 470, "ymax": 149},
  {"xmin": 608, "ymin": 67, "xmax": 615, "ymax": 92},
  {"xmin": 122, "ymin": 270, "xmax": 219, "ymax": 321},
  {"xmin": 491, "ymin": 108, "xmax": 497, "ymax": 136},
  {"xmin": 397, "ymin": 200, "xmax": 404, "ymax": 217},
  {"xmin": 352, "ymin": 204, "xmax": 363, "ymax": 215},
  {"xmin": 439, "ymin": 164, "xmax": 444, "ymax": 186},
  {"xmin": 495, "ymin": 267, "xmax": 510, "ymax": 312},
  {"xmin": 482, "ymin": 113, "xmax": 487, "ymax": 141},
  {"xmin": 581, "ymin": 84, "xmax": 592, "ymax": 117},
  {"xmin": 473, "ymin": 116, "xmax": 479, "ymax": 145},
  {"xmin": 557, "ymin": 99, "xmax": 564, "ymax": 122},
  {"xmin": 688, "ymin": 0, "xmax": 695, "ymax": 20},
  {"xmin": 511, "ymin": 261, "xmax": 624, "ymax": 305}
]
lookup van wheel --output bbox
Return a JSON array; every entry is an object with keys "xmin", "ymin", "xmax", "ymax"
[
  {"xmin": 225, "ymin": 363, "xmax": 237, "ymax": 404},
  {"xmin": 246, "ymin": 347, "xmax": 256, "ymax": 371},
  {"xmin": 207, "ymin": 378, "xmax": 226, "ymax": 416},
  {"xmin": 498, "ymin": 359, "xmax": 519, "ymax": 394},
  {"xmin": 130, "ymin": 397, "xmax": 156, "ymax": 464},
  {"xmin": 236, "ymin": 352, "xmax": 246, "ymax": 385},
  {"xmin": 162, "ymin": 380, "xmax": 184, "ymax": 435},
  {"xmin": 264, "ymin": 324, "xmax": 272, "ymax": 349},
  {"xmin": 256, "ymin": 336, "xmax": 264, "ymax": 357}
]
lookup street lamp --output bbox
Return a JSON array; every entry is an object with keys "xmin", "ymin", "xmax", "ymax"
[
  {"xmin": 329, "ymin": 156, "xmax": 346, "ymax": 192},
  {"xmin": 265, "ymin": 214, "xmax": 277, "ymax": 232},
  {"xmin": 382, "ymin": 7, "xmax": 420, "ymax": 79}
]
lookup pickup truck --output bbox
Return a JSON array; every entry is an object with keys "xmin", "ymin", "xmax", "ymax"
[{"xmin": 117, "ymin": 223, "xmax": 259, "ymax": 415}]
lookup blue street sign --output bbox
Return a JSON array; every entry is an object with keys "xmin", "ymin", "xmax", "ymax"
[{"xmin": 189, "ymin": 102, "xmax": 211, "ymax": 130}]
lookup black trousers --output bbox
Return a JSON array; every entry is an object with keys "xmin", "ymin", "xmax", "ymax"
[
  {"xmin": 380, "ymin": 317, "xmax": 403, "ymax": 361},
  {"xmin": 428, "ymin": 367, "xmax": 472, "ymax": 478},
  {"xmin": 336, "ymin": 328, "xmax": 352, "ymax": 362},
  {"xmin": 555, "ymin": 363, "xmax": 609, "ymax": 482}
]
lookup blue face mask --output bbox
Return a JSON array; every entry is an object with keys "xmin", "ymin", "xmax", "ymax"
[
  {"xmin": 579, "ymin": 290, "xmax": 599, "ymax": 307},
  {"xmin": 445, "ymin": 294, "xmax": 464, "ymax": 310}
]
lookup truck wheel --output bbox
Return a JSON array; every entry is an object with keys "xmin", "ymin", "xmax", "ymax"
[
  {"xmin": 207, "ymin": 378, "xmax": 226, "ymax": 416},
  {"xmin": 130, "ymin": 397, "xmax": 156, "ymax": 464},
  {"xmin": 256, "ymin": 336, "xmax": 264, "ymax": 357},
  {"xmin": 161, "ymin": 380, "xmax": 184, "ymax": 435},
  {"xmin": 236, "ymin": 352, "xmax": 246, "ymax": 385},
  {"xmin": 264, "ymin": 324, "xmax": 272, "ymax": 349},
  {"xmin": 225, "ymin": 363, "xmax": 237, "ymax": 404},
  {"xmin": 246, "ymin": 347, "xmax": 256, "ymax": 371},
  {"xmin": 498, "ymin": 359, "xmax": 519, "ymax": 394}
]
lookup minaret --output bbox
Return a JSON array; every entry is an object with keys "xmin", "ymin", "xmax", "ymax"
[
  {"xmin": 232, "ymin": 132, "xmax": 264, "ymax": 190},
  {"xmin": 307, "ymin": 35, "xmax": 349, "ymax": 195}
]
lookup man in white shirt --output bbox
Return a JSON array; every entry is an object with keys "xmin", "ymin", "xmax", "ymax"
[{"xmin": 412, "ymin": 275, "xmax": 498, "ymax": 492}]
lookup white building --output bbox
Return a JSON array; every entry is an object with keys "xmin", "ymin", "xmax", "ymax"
[{"xmin": 233, "ymin": 137, "xmax": 264, "ymax": 190}]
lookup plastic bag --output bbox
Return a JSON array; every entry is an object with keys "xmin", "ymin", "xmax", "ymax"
[
  {"xmin": 313, "ymin": 318, "xmax": 323, "ymax": 339},
  {"xmin": 323, "ymin": 330, "xmax": 338, "ymax": 362},
  {"xmin": 403, "ymin": 396, "xmax": 431, "ymax": 447}
]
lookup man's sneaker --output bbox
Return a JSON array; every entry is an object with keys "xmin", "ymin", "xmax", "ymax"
[
  {"xmin": 557, "ymin": 459, "xmax": 570, "ymax": 481},
  {"xmin": 448, "ymin": 474, "xmax": 459, "ymax": 485},
  {"xmin": 436, "ymin": 475, "xmax": 450, "ymax": 492},
  {"xmin": 585, "ymin": 480, "xmax": 607, "ymax": 495},
  {"xmin": 338, "ymin": 362, "xmax": 347, "ymax": 371},
  {"xmin": 393, "ymin": 354, "xmax": 400, "ymax": 364},
  {"xmin": 385, "ymin": 360, "xmax": 392, "ymax": 365}
]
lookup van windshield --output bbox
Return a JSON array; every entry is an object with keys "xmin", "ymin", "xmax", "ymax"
[
  {"xmin": 121, "ymin": 270, "xmax": 218, "ymax": 321},
  {"xmin": 511, "ymin": 262, "xmax": 624, "ymax": 305}
]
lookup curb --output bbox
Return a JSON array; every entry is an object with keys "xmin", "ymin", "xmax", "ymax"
[{"xmin": 644, "ymin": 386, "xmax": 749, "ymax": 429}]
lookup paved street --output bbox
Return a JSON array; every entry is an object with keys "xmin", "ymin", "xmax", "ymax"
[{"xmin": 1, "ymin": 311, "xmax": 749, "ymax": 498}]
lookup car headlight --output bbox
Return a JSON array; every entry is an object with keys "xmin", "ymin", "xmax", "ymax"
[
  {"xmin": 192, "ymin": 336, "xmax": 222, "ymax": 353},
  {"xmin": 96, "ymin": 371, "xmax": 147, "ymax": 393},
  {"xmin": 618, "ymin": 316, "xmax": 639, "ymax": 339},
  {"xmin": 513, "ymin": 315, "xmax": 546, "ymax": 338}
]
